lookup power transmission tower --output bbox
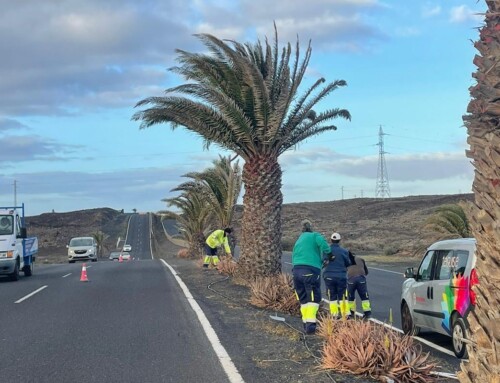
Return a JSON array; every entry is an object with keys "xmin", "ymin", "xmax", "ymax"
[{"xmin": 375, "ymin": 126, "xmax": 391, "ymax": 198}]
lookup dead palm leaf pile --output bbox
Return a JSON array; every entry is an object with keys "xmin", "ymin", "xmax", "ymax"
[
  {"xmin": 319, "ymin": 316, "xmax": 437, "ymax": 382},
  {"xmin": 249, "ymin": 274, "xmax": 300, "ymax": 316},
  {"xmin": 217, "ymin": 256, "xmax": 238, "ymax": 276}
]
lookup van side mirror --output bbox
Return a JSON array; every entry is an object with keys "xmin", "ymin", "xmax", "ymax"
[
  {"xmin": 66, "ymin": 245, "xmax": 69, "ymax": 248},
  {"xmin": 404, "ymin": 267, "xmax": 415, "ymax": 279},
  {"xmin": 18, "ymin": 227, "xmax": 27, "ymax": 239}
]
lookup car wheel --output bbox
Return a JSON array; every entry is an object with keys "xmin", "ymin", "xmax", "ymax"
[
  {"xmin": 401, "ymin": 301, "xmax": 420, "ymax": 336},
  {"xmin": 91, "ymin": 258, "xmax": 97, "ymax": 262},
  {"xmin": 452, "ymin": 316, "xmax": 468, "ymax": 359},
  {"xmin": 10, "ymin": 261, "xmax": 20, "ymax": 281}
]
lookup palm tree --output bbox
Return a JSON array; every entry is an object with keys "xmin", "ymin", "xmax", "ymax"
[
  {"xmin": 175, "ymin": 155, "xmax": 242, "ymax": 229},
  {"xmin": 460, "ymin": 3, "xmax": 500, "ymax": 382},
  {"xmin": 423, "ymin": 203, "xmax": 471, "ymax": 240},
  {"xmin": 162, "ymin": 190, "xmax": 213, "ymax": 257},
  {"xmin": 133, "ymin": 27, "xmax": 350, "ymax": 279},
  {"xmin": 92, "ymin": 231, "xmax": 108, "ymax": 258}
]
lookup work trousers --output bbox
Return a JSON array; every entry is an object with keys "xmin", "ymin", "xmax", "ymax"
[
  {"xmin": 324, "ymin": 275, "xmax": 348, "ymax": 317},
  {"xmin": 203, "ymin": 244, "xmax": 220, "ymax": 267},
  {"xmin": 292, "ymin": 266, "xmax": 321, "ymax": 326},
  {"xmin": 347, "ymin": 275, "xmax": 371, "ymax": 314}
]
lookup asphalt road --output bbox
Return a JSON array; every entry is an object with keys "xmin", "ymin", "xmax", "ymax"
[{"xmin": 0, "ymin": 214, "xmax": 230, "ymax": 383}]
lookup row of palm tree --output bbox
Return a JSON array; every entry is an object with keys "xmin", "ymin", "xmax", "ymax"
[
  {"xmin": 133, "ymin": 16, "xmax": 498, "ymax": 380},
  {"xmin": 161, "ymin": 156, "xmax": 242, "ymax": 256}
]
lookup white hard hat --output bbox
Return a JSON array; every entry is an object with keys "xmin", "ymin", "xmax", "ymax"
[{"xmin": 331, "ymin": 232, "xmax": 341, "ymax": 240}]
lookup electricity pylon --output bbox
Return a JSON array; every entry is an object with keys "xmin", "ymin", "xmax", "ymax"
[{"xmin": 375, "ymin": 126, "xmax": 391, "ymax": 198}]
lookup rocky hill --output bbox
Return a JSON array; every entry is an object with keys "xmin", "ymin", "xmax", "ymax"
[
  {"xmin": 25, "ymin": 193, "xmax": 474, "ymax": 263},
  {"xmin": 26, "ymin": 208, "xmax": 130, "ymax": 263},
  {"xmin": 233, "ymin": 193, "xmax": 475, "ymax": 256}
]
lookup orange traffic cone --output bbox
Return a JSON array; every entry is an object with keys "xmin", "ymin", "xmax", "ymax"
[
  {"xmin": 80, "ymin": 263, "xmax": 89, "ymax": 282},
  {"xmin": 119, "ymin": 253, "xmax": 123, "ymax": 263}
]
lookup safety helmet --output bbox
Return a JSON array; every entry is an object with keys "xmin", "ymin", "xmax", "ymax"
[{"xmin": 331, "ymin": 232, "xmax": 341, "ymax": 241}]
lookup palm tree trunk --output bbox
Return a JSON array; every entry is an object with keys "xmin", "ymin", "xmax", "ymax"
[
  {"xmin": 239, "ymin": 154, "xmax": 283, "ymax": 279},
  {"xmin": 460, "ymin": 2, "xmax": 500, "ymax": 381}
]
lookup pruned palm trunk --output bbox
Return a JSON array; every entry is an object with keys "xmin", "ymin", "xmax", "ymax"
[
  {"xmin": 460, "ymin": 1, "xmax": 500, "ymax": 381},
  {"xmin": 239, "ymin": 155, "xmax": 283, "ymax": 278}
]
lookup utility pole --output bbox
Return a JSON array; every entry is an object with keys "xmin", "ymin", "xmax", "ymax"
[
  {"xmin": 341, "ymin": 186, "xmax": 344, "ymax": 200},
  {"xmin": 375, "ymin": 126, "xmax": 391, "ymax": 198},
  {"xmin": 13, "ymin": 180, "xmax": 17, "ymax": 207}
]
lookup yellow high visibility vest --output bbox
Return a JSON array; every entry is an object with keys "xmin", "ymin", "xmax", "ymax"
[{"xmin": 206, "ymin": 230, "xmax": 231, "ymax": 254}]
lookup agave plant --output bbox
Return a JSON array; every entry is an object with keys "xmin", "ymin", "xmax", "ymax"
[{"xmin": 134, "ymin": 26, "xmax": 350, "ymax": 279}]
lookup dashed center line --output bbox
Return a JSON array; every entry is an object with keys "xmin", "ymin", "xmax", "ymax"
[{"xmin": 15, "ymin": 285, "xmax": 48, "ymax": 303}]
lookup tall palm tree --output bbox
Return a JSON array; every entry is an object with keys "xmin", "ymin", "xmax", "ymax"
[
  {"xmin": 162, "ymin": 190, "xmax": 212, "ymax": 257},
  {"xmin": 423, "ymin": 203, "xmax": 471, "ymax": 240},
  {"xmin": 133, "ymin": 28, "xmax": 350, "ymax": 279},
  {"xmin": 92, "ymin": 231, "xmax": 108, "ymax": 258},
  {"xmin": 460, "ymin": 2, "xmax": 500, "ymax": 382},
  {"xmin": 175, "ymin": 155, "xmax": 242, "ymax": 229}
]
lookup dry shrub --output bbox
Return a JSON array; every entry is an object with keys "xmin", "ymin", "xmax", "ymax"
[
  {"xmin": 217, "ymin": 256, "xmax": 238, "ymax": 276},
  {"xmin": 249, "ymin": 274, "xmax": 300, "ymax": 316},
  {"xmin": 177, "ymin": 248, "xmax": 190, "ymax": 258},
  {"xmin": 320, "ymin": 319, "xmax": 437, "ymax": 382}
]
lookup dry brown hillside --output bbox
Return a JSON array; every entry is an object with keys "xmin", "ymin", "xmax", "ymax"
[
  {"xmin": 25, "ymin": 193, "xmax": 473, "ymax": 263},
  {"xmin": 233, "ymin": 193, "xmax": 474, "ymax": 256}
]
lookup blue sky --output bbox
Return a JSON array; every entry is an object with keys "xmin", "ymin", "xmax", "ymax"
[{"xmin": 0, "ymin": 1, "xmax": 486, "ymax": 215}]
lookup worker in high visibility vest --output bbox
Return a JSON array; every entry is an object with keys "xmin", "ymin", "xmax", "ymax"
[
  {"xmin": 203, "ymin": 228, "xmax": 232, "ymax": 268},
  {"xmin": 292, "ymin": 220, "xmax": 331, "ymax": 334}
]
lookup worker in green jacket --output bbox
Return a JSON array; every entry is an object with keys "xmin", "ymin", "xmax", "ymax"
[
  {"xmin": 292, "ymin": 220, "xmax": 331, "ymax": 334},
  {"xmin": 203, "ymin": 228, "xmax": 232, "ymax": 268}
]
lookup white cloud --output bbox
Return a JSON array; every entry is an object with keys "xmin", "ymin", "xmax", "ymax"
[
  {"xmin": 422, "ymin": 4, "xmax": 441, "ymax": 18},
  {"xmin": 450, "ymin": 5, "xmax": 483, "ymax": 23}
]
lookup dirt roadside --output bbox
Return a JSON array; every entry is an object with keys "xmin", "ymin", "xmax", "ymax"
[{"xmin": 153, "ymin": 224, "xmax": 382, "ymax": 383}]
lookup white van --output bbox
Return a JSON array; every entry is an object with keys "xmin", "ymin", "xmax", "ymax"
[
  {"xmin": 67, "ymin": 237, "xmax": 98, "ymax": 263},
  {"xmin": 401, "ymin": 238, "xmax": 478, "ymax": 358}
]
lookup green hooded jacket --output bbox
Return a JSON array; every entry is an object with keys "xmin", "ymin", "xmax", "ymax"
[{"xmin": 292, "ymin": 232, "xmax": 331, "ymax": 270}]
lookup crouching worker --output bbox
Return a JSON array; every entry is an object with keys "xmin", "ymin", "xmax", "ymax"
[
  {"xmin": 292, "ymin": 220, "xmax": 331, "ymax": 334},
  {"xmin": 203, "ymin": 228, "xmax": 232, "ymax": 268},
  {"xmin": 323, "ymin": 232, "xmax": 351, "ymax": 319},
  {"xmin": 347, "ymin": 251, "xmax": 372, "ymax": 319}
]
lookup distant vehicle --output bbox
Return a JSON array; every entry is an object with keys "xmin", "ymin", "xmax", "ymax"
[
  {"xmin": 67, "ymin": 237, "xmax": 97, "ymax": 263},
  {"xmin": 0, "ymin": 204, "xmax": 38, "ymax": 281},
  {"xmin": 109, "ymin": 251, "xmax": 122, "ymax": 261},
  {"xmin": 121, "ymin": 252, "xmax": 131, "ymax": 261},
  {"xmin": 401, "ymin": 238, "xmax": 478, "ymax": 358},
  {"xmin": 123, "ymin": 244, "xmax": 132, "ymax": 252}
]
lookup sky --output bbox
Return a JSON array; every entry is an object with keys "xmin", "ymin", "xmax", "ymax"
[{"xmin": 0, "ymin": 0, "xmax": 487, "ymax": 216}]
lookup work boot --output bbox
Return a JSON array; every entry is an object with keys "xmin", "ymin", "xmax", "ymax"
[
  {"xmin": 304, "ymin": 322, "xmax": 316, "ymax": 335},
  {"xmin": 362, "ymin": 311, "xmax": 372, "ymax": 320}
]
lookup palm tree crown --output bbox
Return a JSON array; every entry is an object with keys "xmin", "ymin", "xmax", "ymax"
[{"xmin": 134, "ymin": 27, "xmax": 350, "ymax": 279}]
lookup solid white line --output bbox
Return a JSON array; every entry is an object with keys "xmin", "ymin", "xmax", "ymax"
[
  {"xmin": 15, "ymin": 285, "xmax": 48, "ymax": 303},
  {"xmin": 284, "ymin": 261, "xmax": 292, "ymax": 265},
  {"xmin": 368, "ymin": 266, "xmax": 404, "ymax": 276},
  {"xmin": 62, "ymin": 273, "xmax": 72, "ymax": 278},
  {"xmin": 160, "ymin": 259, "xmax": 244, "ymax": 383},
  {"xmin": 149, "ymin": 213, "xmax": 154, "ymax": 260}
]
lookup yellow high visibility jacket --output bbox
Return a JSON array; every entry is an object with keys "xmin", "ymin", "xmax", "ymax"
[{"xmin": 206, "ymin": 230, "xmax": 231, "ymax": 254}]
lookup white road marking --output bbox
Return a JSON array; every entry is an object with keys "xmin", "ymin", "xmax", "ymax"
[
  {"xmin": 284, "ymin": 261, "xmax": 292, "ymax": 265},
  {"xmin": 62, "ymin": 273, "xmax": 72, "ymax": 278},
  {"xmin": 15, "ymin": 285, "xmax": 48, "ymax": 303},
  {"xmin": 160, "ymin": 259, "xmax": 244, "ymax": 383},
  {"xmin": 368, "ymin": 266, "xmax": 404, "ymax": 276}
]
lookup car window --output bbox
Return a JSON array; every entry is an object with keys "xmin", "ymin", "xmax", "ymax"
[
  {"xmin": 435, "ymin": 250, "xmax": 469, "ymax": 279},
  {"xmin": 417, "ymin": 250, "xmax": 435, "ymax": 281}
]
